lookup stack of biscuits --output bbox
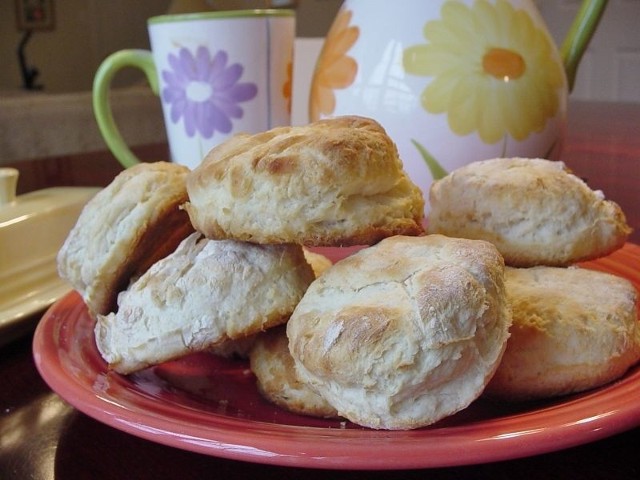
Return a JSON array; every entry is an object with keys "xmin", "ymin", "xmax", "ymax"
[
  {"xmin": 58, "ymin": 116, "xmax": 425, "ymax": 375},
  {"xmin": 57, "ymin": 117, "xmax": 638, "ymax": 430},
  {"xmin": 427, "ymin": 157, "xmax": 640, "ymax": 402}
]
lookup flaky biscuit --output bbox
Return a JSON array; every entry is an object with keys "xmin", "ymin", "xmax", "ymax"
[
  {"xmin": 184, "ymin": 116, "xmax": 424, "ymax": 246},
  {"xmin": 485, "ymin": 266, "xmax": 640, "ymax": 401},
  {"xmin": 249, "ymin": 325, "xmax": 340, "ymax": 419},
  {"xmin": 302, "ymin": 248, "xmax": 333, "ymax": 277},
  {"xmin": 427, "ymin": 157, "xmax": 631, "ymax": 267},
  {"xmin": 208, "ymin": 250, "xmax": 332, "ymax": 360},
  {"xmin": 95, "ymin": 233, "xmax": 315, "ymax": 374},
  {"xmin": 287, "ymin": 234, "xmax": 511, "ymax": 430},
  {"xmin": 57, "ymin": 162, "xmax": 193, "ymax": 316}
]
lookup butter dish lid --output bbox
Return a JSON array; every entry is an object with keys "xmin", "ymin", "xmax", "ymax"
[
  {"xmin": 0, "ymin": 167, "xmax": 101, "ymax": 346},
  {"xmin": 0, "ymin": 167, "xmax": 19, "ymax": 210},
  {"xmin": 0, "ymin": 167, "xmax": 101, "ymax": 225}
]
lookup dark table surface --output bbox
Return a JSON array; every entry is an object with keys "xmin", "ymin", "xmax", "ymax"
[{"xmin": 1, "ymin": 100, "xmax": 640, "ymax": 479}]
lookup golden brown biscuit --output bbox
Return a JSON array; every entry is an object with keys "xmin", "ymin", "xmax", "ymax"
[
  {"xmin": 249, "ymin": 325, "xmax": 340, "ymax": 419},
  {"xmin": 302, "ymin": 248, "xmax": 333, "ymax": 277},
  {"xmin": 485, "ymin": 266, "xmax": 640, "ymax": 401},
  {"xmin": 57, "ymin": 162, "xmax": 194, "ymax": 316},
  {"xmin": 287, "ymin": 234, "xmax": 511, "ymax": 430},
  {"xmin": 184, "ymin": 116, "xmax": 425, "ymax": 246},
  {"xmin": 427, "ymin": 157, "xmax": 631, "ymax": 267},
  {"xmin": 95, "ymin": 233, "xmax": 315, "ymax": 374}
]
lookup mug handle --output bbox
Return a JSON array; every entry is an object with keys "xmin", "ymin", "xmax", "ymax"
[{"xmin": 92, "ymin": 49, "xmax": 159, "ymax": 168}]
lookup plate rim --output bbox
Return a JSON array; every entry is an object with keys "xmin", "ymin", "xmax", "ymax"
[{"xmin": 32, "ymin": 243, "xmax": 640, "ymax": 470}]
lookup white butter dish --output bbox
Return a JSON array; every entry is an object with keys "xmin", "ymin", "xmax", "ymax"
[{"xmin": 0, "ymin": 168, "xmax": 100, "ymax": 345}]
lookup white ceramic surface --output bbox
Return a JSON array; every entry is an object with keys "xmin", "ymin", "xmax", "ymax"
[
  {"xmin": 0, "ymin": 186, "xmax": 100, "ymax": 345},
  {"xmin": 311, "ymin": 0, "xmax": 572, "ymax": 212},
  {"xmin": 0, "ymin": 168, "xmax": 18, "ymax": 205}
]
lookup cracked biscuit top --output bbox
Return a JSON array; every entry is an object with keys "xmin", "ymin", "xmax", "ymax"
[
  {"xmin": 286, "ymin": 234, "xmax": 511, "ymax": 430},
  {"xmin": 184, "ymin": 116, "xmax": 425, "ymax": 246}
]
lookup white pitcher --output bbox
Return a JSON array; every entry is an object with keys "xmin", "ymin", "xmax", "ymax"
[{"xmin": 309, "ymin": 0, "xmax": 607, "ymax": 212}]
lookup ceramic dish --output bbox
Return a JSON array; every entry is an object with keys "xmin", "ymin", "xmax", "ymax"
[
  {"xmin": 33, "ymin": 243, "xmax": 640, "ymax": 470},
  {"xmin": 0, "ymin": 275, "xmax": 71, "ymax": 347},
  {"xmin": 1, "ymin": 185, "xmax": 99, "ymax": 347}
]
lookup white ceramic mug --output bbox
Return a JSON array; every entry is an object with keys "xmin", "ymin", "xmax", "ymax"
[{"xmin": 94, "ymin": 9, "xmax": 296, "ymax": 169}]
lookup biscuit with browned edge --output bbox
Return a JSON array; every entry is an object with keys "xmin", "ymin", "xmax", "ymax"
[
  {"xmin": 95, "ymin": 233, "xmax": 315, "ymax": 374},
  {"xmin": 184, "ymin": 116, "xmax": 424, "ymax": 246},
  {"xmin": 250, "ymin": 325, "xmax": 340, "ymax": 419},
  {"xmin": 287, "ymin": 234, "xmax": 511, "ymax": 430},
  {"xmin": 57, "ymin": 162, "xmax": 194, "ymax": 316},
  {"xmin": 485, "ymin": 266, "xmax": 640, "ymax": 401},
  {"xmin": 427, "ymin": 157, "xmax": 631, "ymax": 267}
]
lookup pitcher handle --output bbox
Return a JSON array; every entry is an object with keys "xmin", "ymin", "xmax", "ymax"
[
  {"xmin": 92, "ymin": 50, "xmax": 159, "ymax": 168},
  {"xmin": 560, "ymin": 0, "xmax": 608, "ymax": 92}
]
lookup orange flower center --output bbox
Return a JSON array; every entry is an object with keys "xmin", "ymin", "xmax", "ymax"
[{"xmin": 482, "ymin": 47, "xmax": 525, "ymax": 81}]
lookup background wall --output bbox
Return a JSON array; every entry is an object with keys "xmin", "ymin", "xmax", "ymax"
[
  {"xmin": 0, "ymin": 0, "xmax": 341, "ymax": 93},
  {"xmin": 0, "ymin": 0, "xmax": 637, "ymax": 165},
  {"xmin": 3, "ymin": 0, "xmax": 636, "ymax": 101},
  {"xmin": 538, "ymin": 0, "xmax": 640, "ymax": 103},
  {"xmin": 0, "ymin": 0, "xmax": 169, "ymax": 93}
]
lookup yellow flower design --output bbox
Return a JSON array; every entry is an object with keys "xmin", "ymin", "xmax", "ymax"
[
  {"xmin": 403, "ymin": 0, "xmax": 565, "ymax": 144},
  {"xmin": 309, "ymin": 9, "xmax": 359, "ymax": 122}
]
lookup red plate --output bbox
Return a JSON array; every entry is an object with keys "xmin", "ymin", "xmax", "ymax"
[{"xmin": 33, "ymin": 244, "xmax": 640, "ymax": 470}]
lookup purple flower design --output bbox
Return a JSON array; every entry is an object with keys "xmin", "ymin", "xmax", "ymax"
[{"xmin": 161, "ymin": 46, "xmax": 258, "ymax": 138}]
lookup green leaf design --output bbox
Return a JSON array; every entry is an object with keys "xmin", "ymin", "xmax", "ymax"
[{"xmin": 411, "ymin": 139, "xmax": 449, "ymax": 180}]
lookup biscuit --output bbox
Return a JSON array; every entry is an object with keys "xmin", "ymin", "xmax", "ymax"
[
  {"xmin": 287, "ymin": 234, "xmax": 511, "ymax": 430},
  {"xmin": 427, "ymin": 157, "xmax": 631, "ymax": 267},
  {"xmin": 95, "ymin": 233, "xmax": 315, "ymax": 374},
  {"xmin": 208, "ymin": 250, "xmax": 332, "ymax": 360},
  {"xmin": 249, "ymin": 325, "xmax": 340, "ymax": 419},
  {"xmin": 302, "ymin": 248, "xmax": 333, "ymax": 277},
  {"xmin": 57, "ymin": 162, "xmax": 193, "ymax": 316},
  {"xmin": 485, "ymin": 266, "xmax": 640, "ymax": 401},
  {"xmin": 208, "ymin": 334, "xmax": 258, "ymax": 360},
  {"xmin": 184, "ymin": 116, "xmax": 425, "ymax": 246}
]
